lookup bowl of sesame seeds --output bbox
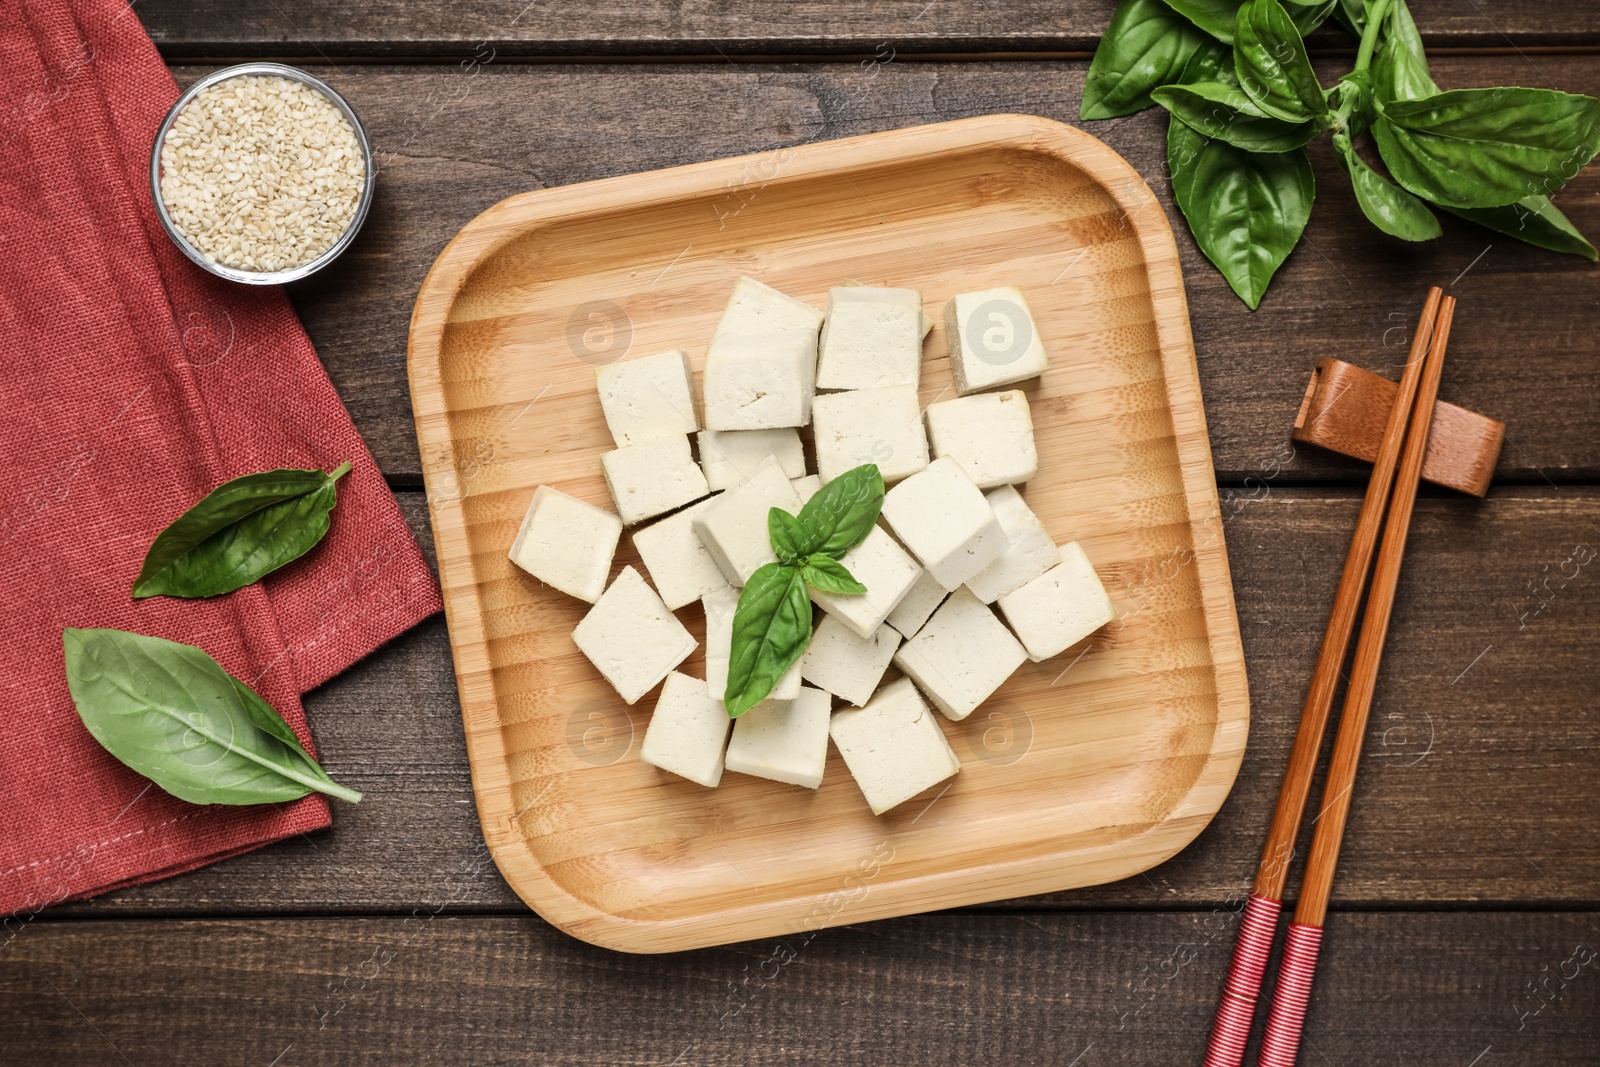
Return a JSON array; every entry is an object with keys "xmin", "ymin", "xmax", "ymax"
[{"xmin": 150, "ymin": 63, "xmax": 375, "ymax": 285}]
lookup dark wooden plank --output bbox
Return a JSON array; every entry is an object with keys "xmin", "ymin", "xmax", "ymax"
[
  {"xmin": 41, "ymin": 487, "xmax": 1600, "ymax": 917},
  {"xmin": 139, "ymin": 0, "xmax": 1600, "ymax": 56},
  {"xmin": 4, "ymin": 912, "xmax": 1598, "ymax": 1064},
  {"xmin": 166, "ymin": 56, "xmax": 1600, "ymax": 485}
]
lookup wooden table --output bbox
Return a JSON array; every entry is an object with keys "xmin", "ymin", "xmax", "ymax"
[{"xmin": 8, "ymin": 4, "xmax": 1600, "ymax": 1062}]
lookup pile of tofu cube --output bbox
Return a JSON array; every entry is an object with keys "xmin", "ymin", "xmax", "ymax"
[{"xmin": 508, "ymin": 276, "xmax": 1115, "ymax": 816}]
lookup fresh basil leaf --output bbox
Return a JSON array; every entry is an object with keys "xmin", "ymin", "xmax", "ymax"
[
  {"xmin": 62, "ymin": 628, "xmax": 362, "ymax": 805},
  {"xmin": 1082, "ymin": 0, "xmax": 1232, "ymax": 119},
  {"xmin": 1154, "ymin": 81, "xmax": 1320, "ymax": 151},
  {"xmin": 768, "ymin": 507, "xmax": 808, "ymax": 565},
  {"xmin": 1160, "ymin": 0, "xmax": 1242, "ymax": 42},
  {"xmin": 133, "ymin": 463, "xmax": 352, "ymax": 599},
  {"xmin": 1372, "ymin": 0, "xmax": 1435, "ymax": 103},
  {"xmin": 1373, "ymin": 88, "xmax": 1600, "ymax": 209},
  {"xmin": 1446, "ymin": 196, "xmax": 1598, "ymax": 260},
  {"xmin": 1334, "ymin": 133, "xmax": 1441, "ymax": 241},
  {"xmin": 1234, "ymin": 0, "xmax": 1330, "ymax": 124},
  {"xmin": 1280, "ymin": 0, "xmax": 1336, "ymax": 34},
  {"xmin": 1331, "ymin": 0, "xmax": 1365, "ymax": 36},
  {"xmin": 1168, "ymin": 113, "xmax": 1315, "ymax": 308},
  {"xmin": 800, "ymin": 555, "xmax": 867, "ymax": 596},
  {"xmin": 724, "ymin": 563, "xmax": 812, "ymax": 717},
  {"xmin": 794, "ymin": 464, "xmax": 884, "ymax": 561}
]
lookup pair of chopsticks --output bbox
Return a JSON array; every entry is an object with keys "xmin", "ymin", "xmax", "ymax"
[{"xmin": 1204, "ymin": 287, "xmax": 1456, "ymax": 1067}]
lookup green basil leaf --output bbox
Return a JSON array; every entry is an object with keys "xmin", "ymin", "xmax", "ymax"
[
  {"xmin": 1168, "ymin": 113, "xmax": 1315, "ymax": 308},
  {"xmin": 62, "ymin": 628, "xmax": 362, "ymax": 805},
  {"xmin": 1445, "ymin": 196, "xmax": 1599, "ymax": 261},
  {"xmin": 794, "ymin": 464, "xmax": 884, "ymax": 560},
  {"xmin": 133, "ymin": 463, "xmax": 352, "ymax": 599},
  {"xmin": 1160, "ymin": 0, "xmax": 1242, "ymax": 43},
  {"xmin": 1372, "ymin": 0, "xmax": 1435, "ymax": 103},
  {"xmin": 1082, "ymin": 0, "xmax": 1231, "ymax": 119},
  {"xmin": 1334, "ymin": 134, "xmax": 1441, "ymax": 241},
  {"xmin": 1373, "ymin": 88, "xmax": 1600, "ymax": 209},
  {"xmin": 1331, "ymin": 0, "xmax": 1365, "ymax": 36},
  {"xmin": 768, "ymin": 507, "xmax": 808, "ymax": 565},
  {"xmin": 724, "ymin": 563, "xmax": 812, "ymax": 717},
  {"xmin": 1154, "ymin": 81, "xmax": 1320, "ymax": 152},
  {"xmin": 800, "ymin": 555, "xmax": 868, "ymax": 596},
  {"xmin": 1280, "ymin": 0, "xmax": 1336, "ymax": 34},
  {"xmin": 1234, "ymin": 0, "xmax": 1330, "ymax": 123}
]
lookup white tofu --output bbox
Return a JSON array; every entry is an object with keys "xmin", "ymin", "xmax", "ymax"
[
  {"xmin": 791, "ymin": 474, "xmax": 822, "ymax": 505},
  {"xmin": 600, "ymin": 435, "xmax": 710, "ymax": 525},
  {"xmin": 816, "ymin": 286, "xmax": 923, "ymax": 390},
  {"xmin": 702, "ymin": 331, "xmax": 817, "ymax": 430},
  {"xmin": 997, "ymin": 541, "xmax": 1116, "ymax": 661},
  {"xmin": 639, "ymin": 671, "xmax": 731, "ymax": 788},
  {"xmin": 801, "ymin": 614, "xmax": 901, "ymax": 707},
  {"xmin": 893, "ymin": 587, "xmax": 1027, "ymax": 721},
  {"xmin": 809, "ymin": 525, "xmax": 921, "ymax": 639},
  {"xmin": 840, "ymin": 277, "xmax": 934, "ymax": 338},
  {"xmin": 829, "ymin": 677, "xmax": 960, "ymax": 815},
  {"xmin": 925, "ymin": 389, "xmax": 1038, "ymax": 489},
  {"xmin": 724, "ymin": 687, "xmax": 832, "ymax": 789},
  {"xmin": 507, "ymin": 485, "xmax": 622, "ymax": 604},
  {"xmin": 594, "ymin": 349, "xmax": 698, "ymax": 447},
  {"xmin": 811, "ymin": 385, "xmax": 929, "ymax": 485},
  {"xmin": 573, "ymin": 567, "xmax": 698, "ymax": 704},
  {"xmin": 943, "ymin": 285, "xmax": 1050, "ymax": 394},
  {"xmin": 691, "ymin": 455, "xmax": 803, "ymax": 585},
  {"xmin": 714, "ymin": 276, "xmax": 823, "ymax": 339},
  {"xmin": 886, "ymin": 568, "xmax": 947, "ymax": 638},
  {"xmin": 880, "ymin": 457, "xmax": 1007, "ymax": 590},
  {"xmin": 631, "ymin": 494, "xmax": 729, "ymax": 610},
  {"xmin": 697, "ymin": 428, "xmax": 805, "ymax": 490},
  {"xmin": 965, "ymin": 485, "xmax": 1061, "ymax": 604},
  {"xmin": 703, "ymin": 586, "xmax": 801, "ymax": 704}
]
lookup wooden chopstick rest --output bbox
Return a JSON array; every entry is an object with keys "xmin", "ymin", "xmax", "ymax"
[{"xmin": 1293, "ymin": 358, "xmax": 1504, "ymax": 497}]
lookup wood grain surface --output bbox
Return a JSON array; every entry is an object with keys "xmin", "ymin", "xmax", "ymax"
[
  {"xmin": 137, "ymin": 0, "xmax": 1600, "ymax": 56},
  {"xmin": 163, "ymin": 55, "xmax": 1600, "ymax": 484}
]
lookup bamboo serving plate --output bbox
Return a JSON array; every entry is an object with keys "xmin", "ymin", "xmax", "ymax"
[{"xmin": 408, "ymin": 114, "xmax": 1249, "ymax": 953}]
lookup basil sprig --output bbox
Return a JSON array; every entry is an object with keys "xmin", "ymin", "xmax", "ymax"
[
  {"xmin": 723, "ymin": 464, "xmax": 883, "ymax": 717},
  {"xmin": 1082, "ymin": 0, "xmax": 1600, "ymax": 308},
  {"xmin": 133, "ymin": 463, "xmax": 351, "ymax": 599},
  {"xmin": 62, "ymin": 628, "xmax": 361, "ymax": 805}
]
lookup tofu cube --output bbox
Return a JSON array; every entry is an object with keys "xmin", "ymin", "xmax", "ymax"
[
  {"xmin": 809, "ymin": 525, "xmax": 921, "ymax": 639},
  {"xmin": 697, "ymin": 428, "xmax": 806, "ymax": 490},
  {"xmin": 573, "ymin": 567, "xmax": 698, "ymax": 704},
  {"xmin": 943, "ymin": 286, "xmax": 1050, "ymax": 394},
  {"xmin": 791, "ymin": 474, "xmax": 822, "ymax": 505},
  {"xmin": 703, "ymin": 586, "xmax": 800, "ymax": 704},
  {"xmin": 714, "ymin": 276, "xmax": 824, "ymax": 338},
  {"xmin": 965, "ymin": 485, "xmax": 1061, "ymax": 603},
  {"xmin": 724, "ymin": 687, "xmax": 832, "ymax": 789},
  {"xmin": 801, "ymin": 614, "xmax": 901, "ymax": 707},
  {"xmin": 893, "ymin": 587, "xmax": 1027, "ymax": 721},
  {"xmin": 997, "ymin": 542, "xmax": 1116, "ymax": 661},
  {"xmin": 691, "ymin": 455, "xmax": 803, "ymax": 585},
  {"xmin": 886, "ymin": 568, "xmax": 948, "ymax": 639},
  {"xmin": 925, "ymin": 389, "xmax": 1038, "ymax": 489},
  {"xmin": 639, "ymin": 671, "xmax": 732, "ymax": 788},
  {"xmin": 880, "ymin": 457, "xmax": 1007, "ymax": 590},
  {"xmin": 702, "ymin": 331, "xmax": 817, "ymax": 430},
  {"xmin": 816, "ymin": 286, "xmax": 923, "ymax": 390},
  {"xmin": 507, "ymin": 485, "xmax": 622, "ymax": 604},
  {"xmin": 600, "ymin": 435, "xmax": 710, "ymax": 525},
  {"xmin": 594, "ymin": 349, "xmax": 698, "ymax": 447},
  {"xmin": 631, "ymin": 494, "xmax": 729, "ymax": 610},
  {"xmin": 829, "ymin": 678, "xmax": 960, "ymax": 815},
  {"xmin": 811, "ymin": 385, "xmax": 929, "ymax": 484}
]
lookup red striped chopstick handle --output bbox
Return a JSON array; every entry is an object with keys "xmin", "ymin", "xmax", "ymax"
[
  {"xmin": 1203, "ymin": 893, "xmax": 1282, "ymax": 1067},
  {"xmin": 1257, "ymin": 923, "xmax": 1325, "ymax": 1067}
]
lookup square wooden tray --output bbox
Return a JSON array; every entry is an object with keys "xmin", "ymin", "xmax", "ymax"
[{"xmin": 408, "ymin": 114, "xmax": 1249, "ymax": 953}]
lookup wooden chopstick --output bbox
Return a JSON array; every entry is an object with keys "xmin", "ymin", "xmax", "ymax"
[
  {"xmin": 1255, "ymin": 295, "xmax": 1457, "ymax": 1067},
  {"xmin": 1202, "ymin": 286, "xmax": 1444, "ymax": 1067}
]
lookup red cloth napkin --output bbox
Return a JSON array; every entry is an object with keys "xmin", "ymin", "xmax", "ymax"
[{"xmin": 0, "ymin": 0, "xmax": 442, "ymax": 918}]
